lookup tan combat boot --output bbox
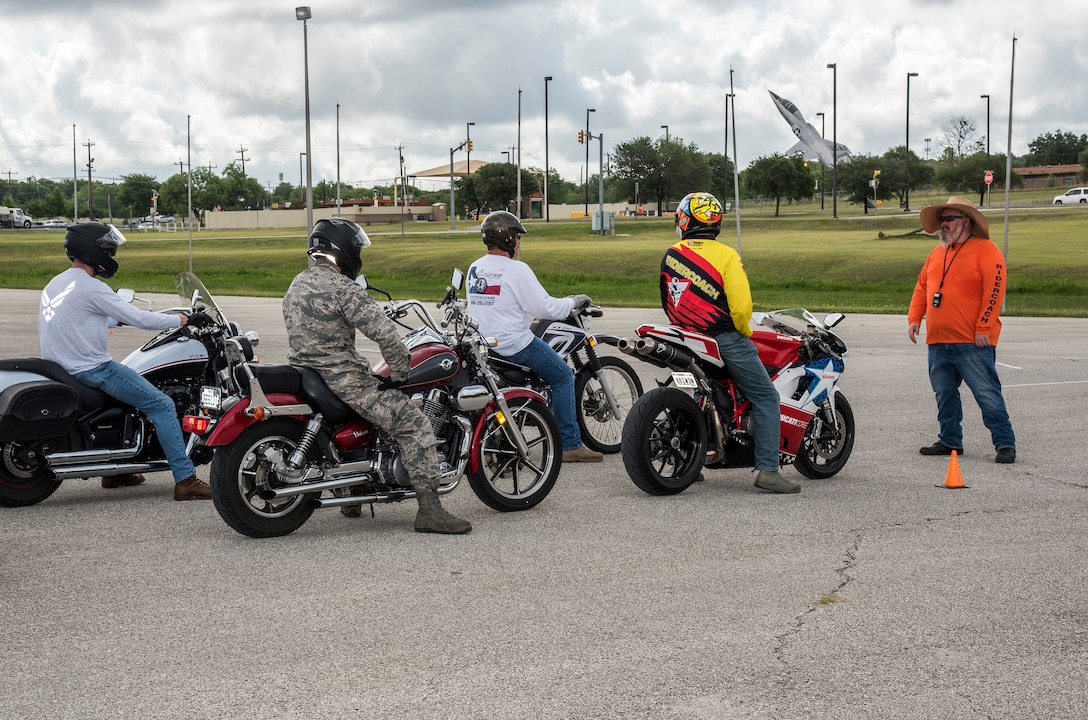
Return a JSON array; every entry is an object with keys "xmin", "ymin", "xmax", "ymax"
[
  {"xmin": 753, "ymin": 470, "xmax": 801, "ymax": 494},
  {"xmin": 413, "ymin": 483, "xmax": 472, "ymax": 534}
]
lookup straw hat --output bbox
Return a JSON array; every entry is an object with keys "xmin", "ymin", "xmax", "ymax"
[{"xmin": 919, "ymin": 195, "xmax": 989, "ymax": 238}]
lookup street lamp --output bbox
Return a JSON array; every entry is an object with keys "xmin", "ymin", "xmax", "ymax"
[
  {"xmin": 905, "ymin": 71, "xmax": 918, "ymax": 212},
  {"xmin": 981, "ymin": 93, "xmax": 991, "ymax": 207},
  {"xmin": 295, "ymin": 6, "xmax": 313, "ymax": 231},
  {"xmin": 827, "ymin": 62, "xmax": 838, "ymax": 219},
  {"xmin": 585, "ymin": 108, "xmax": 595, "ymax": 216},
  {"xmin": 466, "ymin": 121, "xmax": 475, "ymax": 175},
  {"xmin": 544, "ymin": 76, "xmax": 552, "ymax": 222},
  {"xmin": 661, "ymin": 124, "xmax": 669, "ymax": 143},
  {"xmin": 815, "ymin": 111, "xmax": 826, "ymax": 211}
]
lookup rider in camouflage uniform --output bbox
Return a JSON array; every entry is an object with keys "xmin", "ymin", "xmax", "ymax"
[{"xmin": 282, "ymin": 218, "xmax": 471, "ymax": 534}]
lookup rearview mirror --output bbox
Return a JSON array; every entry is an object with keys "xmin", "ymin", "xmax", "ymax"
[{"xmin": 450, "ymin": 268, "xmax": 464, "ymax": 291}]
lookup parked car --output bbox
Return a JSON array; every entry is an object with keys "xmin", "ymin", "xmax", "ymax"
[
  {"xmin": 41, "ymin": 219, "xmax": 67, "ymax": 228},
  {"xmin": 1053, "ymin": 187, "xmax": 1088, "ymax": 205}
]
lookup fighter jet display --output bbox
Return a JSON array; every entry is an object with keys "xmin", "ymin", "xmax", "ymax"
[{"xmin": 768, "ymin": 89, "xmax": 851, "ymax": 166}]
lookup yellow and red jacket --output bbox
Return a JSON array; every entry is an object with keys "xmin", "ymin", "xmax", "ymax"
[{"xmin": 660, "ymin": 237, "xmax": 753, "ymax": 338}]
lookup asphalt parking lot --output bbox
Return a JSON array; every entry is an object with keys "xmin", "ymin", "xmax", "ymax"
[{"xmin": 1, "ymin": 286, "xmax": 1087, "ymax": 719}]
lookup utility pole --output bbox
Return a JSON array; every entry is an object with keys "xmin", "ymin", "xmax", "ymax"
[
  {"xmin": 236, "ymin": 146, "xmax": 249, "ymax": 178},
  {"xmin": 83, "ymin": 140, "xmax": 95, "ymax": 219},
  {"xmin": 3, "ymin": 169, "xmax": 16, "ymax": 202}
]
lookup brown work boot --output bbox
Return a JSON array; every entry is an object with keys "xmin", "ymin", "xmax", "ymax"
[
  {"xmin": 173, "ymin": 475, "xmax": 212, "ymax": 501},
  {"xmin": 101, "ymin": 473, "xmax": 146, "ymax": 489},
  {"xmin": 562, "ymin": 445, "xmax": 604, "ymax": 463},
  {"xmin": 753, "ymin": 470, "xmax": 801, "ymax": 494},
  {"xmin": 413, "ymin": 484, "xmax": 471, "ymax": 535}
]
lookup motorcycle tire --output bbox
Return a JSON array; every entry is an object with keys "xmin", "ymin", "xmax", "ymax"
[
  {"xmin": 794, "ymin": 392, "xmax": 855, "ymax": 479},
  {"xmin": 621, "ymin": 387, "xmax": 707, "ymax": 496},
  {"xmin": 575, "ymin": 356, "xmax": 644, "ymax": 454},
  {"xmin": 468, "ymin": 397, "xmax": 561, "ymax": 512},
  {"xmin": 0, "ymin": 442, "xmax": 62, "ymax": 507},
  {"xmin": 209, "ymin": 419, "xmax": 318, "ymax": 538}
]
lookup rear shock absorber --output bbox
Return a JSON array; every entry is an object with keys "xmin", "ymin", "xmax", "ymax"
[{"xmin": 285, "ymin": 413, "xmax": 324, "ymax": 474}]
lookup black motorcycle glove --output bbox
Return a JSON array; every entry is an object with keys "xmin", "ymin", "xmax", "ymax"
[{"xmin": 186, "ymin": 311, "xmax": 216, "ymax": 328}]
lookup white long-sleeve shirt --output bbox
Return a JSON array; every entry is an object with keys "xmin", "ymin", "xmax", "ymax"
[
  {"xmin": 39, "ymin": 268, "xmax": 181, "ymax": 374},
  {"xmin": 467, "ymin": 254, "xmax": 574, "ymax": 356}
]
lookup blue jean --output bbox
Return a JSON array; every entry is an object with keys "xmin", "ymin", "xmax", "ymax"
[
  {"xmin": 927, "ymin": 343, "xmax": 1016, "ymax": 451},
  {"xmin": 507, "ymin": 337, "xmax": 581, "ymax": 451},
  {"xmin": 76, "ymin": 361, "xmax": 196, "ymax": 482},
  {"xmin": 716, "ymin": 331, "xmax": 781, "ymax": 471}
]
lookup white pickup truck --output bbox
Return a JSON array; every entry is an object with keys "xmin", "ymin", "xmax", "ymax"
[{"xmin": 0, "ymin": 206, "xmax": 33, "ymax": 228}]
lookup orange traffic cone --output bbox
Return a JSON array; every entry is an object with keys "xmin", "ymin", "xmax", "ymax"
[{"xmin": 937, "ymin": 450, "xmax": 968, "ymax": 489}]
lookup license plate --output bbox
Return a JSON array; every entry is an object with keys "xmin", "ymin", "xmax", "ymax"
[
  {"xmin": 671, "ymin": 371, "xmax": 698, "ymax": 389},
  {"xmin": 200, "ymin": 385, "xmax": 223, "ymax": 410}
]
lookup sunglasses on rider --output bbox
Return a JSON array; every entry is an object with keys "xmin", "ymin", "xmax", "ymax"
[{"xmin": 939, "ymin": 215, "xmax": 965, "ymax": 223}]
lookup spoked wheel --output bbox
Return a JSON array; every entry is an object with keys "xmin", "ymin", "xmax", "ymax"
[
  {"xmin": 209, "ymin": 419, "xmax": 317, "ymax": 537},
  {"xmin": 468, "ymin": 397, "xmax": 561, "ymax": 512},
  {"xmin": 575, "ymin": 356, "xmax": 644, "ymax": 454},
  {"xmin": 621, "ymin": 387, "xmax": 707, "ymax": 495},
  {"xmin": 0, "ymin": 442, "xmax": 61, "ymax": 507},
  {"xmin": 794, "ymin": 393, "xmax": 855, "ymax": 479}
]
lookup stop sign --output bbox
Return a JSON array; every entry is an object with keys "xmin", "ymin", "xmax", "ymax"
[{"xmin": 985, "ymin": 170, "xmax": 994, "ymax": 185}]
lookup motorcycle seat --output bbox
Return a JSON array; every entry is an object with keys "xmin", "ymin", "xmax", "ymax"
[
  {"xmin": 487, "ymin": 351, "xmax": 535, "ymax": 385},
  {"xmin": 0, "ymin": 358, "xmax": 110, "ymax": 409},
  {"xmin": 294, "ymin": 367, "xmax": 358, "ymax": 426}
]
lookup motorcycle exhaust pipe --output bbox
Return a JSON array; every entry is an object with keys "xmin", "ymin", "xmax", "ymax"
[
  {"xmin": 51, "ymin": 462, "xmax": 166, "ymax": 480},
  {"xmin": 258, "ymin": 460, "xmax": 375, "ymax": 499},
  {"xmin": 633, "ymin": 337, "xmax": 698, "ymax": 372},
  {"xmin": 618, "ymin": 336, "xmax": 672, "ymax": 371}
]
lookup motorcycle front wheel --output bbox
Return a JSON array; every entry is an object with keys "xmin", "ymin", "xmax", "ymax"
[
  {"xmin": 468, "ymin": 397, "xmax": 561, "ymax": 512},
  {"xmin": 0, "ymin": 442, "xmax": 61, "ymax": 507},
  {"xmin": 622, "ymin": 387, "xmax": 707, "ymax": 496},
  {"xmin": 575, "ymin": 356, "xmax": 644, "ymax": 454},
  {"xmin": 794, "ymin": 393, "xmax": 855, "ymax": 479},
  {"xmin": 209, "ymin": 419, "xmax": 318, "ymax": 538}
]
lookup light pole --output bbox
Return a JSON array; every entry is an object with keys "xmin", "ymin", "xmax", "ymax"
[
  {"xmin": 661, "ymin": 124, "xmax": 669, "ymax": 143},
  {"xmin": 815, "ymin": 111, "xmax": 826, "ymax": 210},
  {"xmin": 544, "ymin": 76, "xmax": 552, "ymax": 222},
  {"xmin": 585, "ymin": 108, "xmax": 595, "ymax": 216},
  {"xmin": 925, "ymin": 137, "xmax": 932, "ymax": 160},
  {"xmin": 905, "ymin": 71, "xmax": 918, "ymax": 212},
  {"xmin": 827, "ymin": 62, "xmax": 838, "ymax": 219},
  {"xmin": 335, "ymin": 102, "xmax": 341, "ymax": 216},
  {"xmin": 981, "ymin": 93, "xmax": 991, "ymax": 206},
  {"xmin": 466, "ymin": 121, "xmax": 475, "ymax": 176},
  {"xmin": 295, "ymin": 6, "xmax": 313, "ymax": 231}
]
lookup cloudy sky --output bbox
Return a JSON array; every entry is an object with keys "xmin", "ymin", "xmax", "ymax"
[{"xmin": 1, "ymin": 0, "xmax": 1085, "ymax": 195}]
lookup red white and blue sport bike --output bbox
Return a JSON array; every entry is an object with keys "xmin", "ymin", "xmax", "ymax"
[{"xmin": 617, "ymin": 308, "xmax": 854, "ymax": 495}]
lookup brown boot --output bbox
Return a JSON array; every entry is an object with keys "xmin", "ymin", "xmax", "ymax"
[
  {"xmin": 101, "ymin": 473, "xmax": 146, "ymax": 489},
  {"xmin": 173, "ymin": 475, "xmax": 212, "ymax": 501},
  {"xmin": 413, "ymin": 483, "xmax": 471, "ymax": 535},
  {"xmin": 562, "ymin": 445, "xmax": 604, "ymax": 463}
]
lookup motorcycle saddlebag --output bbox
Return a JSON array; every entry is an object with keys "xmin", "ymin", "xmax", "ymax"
[{"xmin": 0, "ymin": 373, "xmax": 79, "ymax": 442}]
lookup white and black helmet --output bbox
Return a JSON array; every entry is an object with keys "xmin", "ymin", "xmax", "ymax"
[{"xmin": 64, "ymin": 222, "xmax": 127, "ymax": 278}]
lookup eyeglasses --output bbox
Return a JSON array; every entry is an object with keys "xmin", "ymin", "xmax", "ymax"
[{"xmin": 939, "ymin": 215, "xmax": 965, "ymax": 223}]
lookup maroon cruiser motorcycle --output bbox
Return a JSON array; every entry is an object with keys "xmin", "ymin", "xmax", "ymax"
[{"xmin": 185, "ymin": 270, "xmax": 562, "ymax": 538}]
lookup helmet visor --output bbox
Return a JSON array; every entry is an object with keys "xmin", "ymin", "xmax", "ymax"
[{"xmin": 96, "ymin": 224, "xmax": 127, "ymax": 256}]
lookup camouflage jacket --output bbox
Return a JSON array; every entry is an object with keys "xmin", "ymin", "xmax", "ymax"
[{"xmin": 282, "ymin": 260, "xmax": 410, "ymax": 377}]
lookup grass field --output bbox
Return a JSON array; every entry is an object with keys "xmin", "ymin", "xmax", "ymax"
[{"xmin": 3, "ymin": 199, "xmax": 1087, "ymax": 317}]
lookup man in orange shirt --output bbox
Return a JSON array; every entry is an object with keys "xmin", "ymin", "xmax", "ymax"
[{"xmin": 908, "ymin": 196, "xmax": 1016, "ymax": 464}]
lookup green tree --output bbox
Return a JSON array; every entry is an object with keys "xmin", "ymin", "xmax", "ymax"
[
  {"xmin": 611, "ymin": 136, "xmax": 712, "ymax": 215},
  {"xmin": 935, "ymin": 152, "xmax": 1020, "ymax": 202},
  {"xmin": 220, "ymin": 162, "xmax": 265, "ymax": 210},
  {"xmin": 743, "ymin": 154, "xmax": 814, "ymax": 216},
  {"xmin": 1025, "ymin": 130, "xmax": 1088, "ymax": 166},
  {"xmin": 116, "ymin": 173, "xmax": 159, "ymax": 220}
]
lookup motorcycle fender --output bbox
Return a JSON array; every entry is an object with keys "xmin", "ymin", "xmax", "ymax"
[
  {"xmin": 204, "ymin": 393, "xmax": 309, "ymax": 447},
  {"xmin": 592, "ymin": 333, "xmax": 621, "ymax": 347},
  {"xmin": 468, "ymin": 387, "xmax": 548, "ymax": 474}
]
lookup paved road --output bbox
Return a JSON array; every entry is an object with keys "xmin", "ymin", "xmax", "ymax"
[{"xmin": 2, "ymin": 287, "xmax": 1087, "ymax": 719}]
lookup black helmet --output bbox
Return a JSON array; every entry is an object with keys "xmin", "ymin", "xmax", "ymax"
[
  {"xmin": 481, "ymin": 211, "xmax": 526, "ymax": 256},
  {"xmin": 675, "ymin": 192, "xmax": 723, "ymax": 240},
  {"xmin": 307, "ymin": 218, "xmax": 371, "ymax": 278},
  {"xmin": 64, "ymin": 222, "xmax": 127, "ymax": 278}
]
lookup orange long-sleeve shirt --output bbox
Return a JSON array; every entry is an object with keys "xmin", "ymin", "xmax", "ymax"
[{"xmin": 908, "ymin": 236, "xmax": 1006, "ymax": 345}]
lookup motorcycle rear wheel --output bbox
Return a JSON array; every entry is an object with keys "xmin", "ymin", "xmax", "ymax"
[
  {"xmin": 0, "ymin": 442, "xmax": 61, "ymax": 507},
  {"xmin": 794, "ymin": 393, "xmax": 855, "ymax": 479},
  {"xmin": 622, "ymin": 387, "xmax": 707, "ymax": 495},
  {"xmin": 575, "ymin": 356, "xmax": 644, "ymax": 454},
  {"xmin": 468, "ymin": 397, "xmax": 561, "ymax": 512},
  {"xmin": 209, "ymin": 419, "xmax": 317, "ymax": 537}
]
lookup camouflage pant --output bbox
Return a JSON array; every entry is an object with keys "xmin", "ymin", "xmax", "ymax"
[{"xmin": 321, "ymin": 367, "xmax": 440, "ymax": 487}]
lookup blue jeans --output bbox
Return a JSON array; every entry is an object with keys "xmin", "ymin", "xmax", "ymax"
[
  {"xmin": 76, "ymin": 361, "xmax": 196, "ymax": 482},
  {"xmin": 928, "ymin": 343, "xmax": 1015, "ymax": 451},
  {"xmin": 507, "ymin": 337, "xmax": 581, "ymax": 451},
  {"xmin": 716, "ymin": 331, "xmax": 781, "ymax": 471}
]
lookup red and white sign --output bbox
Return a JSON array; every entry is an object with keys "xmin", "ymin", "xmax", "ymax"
[{"xmin": 984, "ymin": 170, "xmax": 994, "ymax": 186}]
